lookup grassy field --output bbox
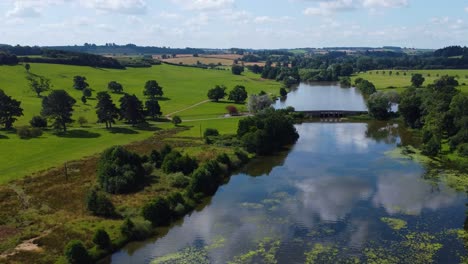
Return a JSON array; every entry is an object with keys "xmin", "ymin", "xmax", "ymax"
[
  {"xmin": 353, "ymin": 69, "xmax": 468, "ymax": 93},
  {"xmin": 0, "ymin": 63, "xmax": 280, "ymax": 182},
  {"xmin": 162, "ymin": 56, "xmax": 235, "ymax": 66}
]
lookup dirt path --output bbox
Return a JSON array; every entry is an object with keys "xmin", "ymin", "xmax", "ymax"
[{"xmin": 165, "ymin": 99, "xmax": 211, "ymax": 118}]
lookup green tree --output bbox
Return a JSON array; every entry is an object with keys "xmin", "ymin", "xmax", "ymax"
[
  {"xmin": 228, "ymin": 85, "xmax": 248, "ymax": 103},
  {"xmin": 411, "ymin": 74, "xmax": 425, "ymax": 87},
  {"xmin": 247, "ymin": 94, "xmax": 272, "ymax": 113},
  {"xmin": 82, "ymin": 87, "xmax": 92, "ymax": 98},
  {"xmin": 0, "ymin": 89, "xmax": 23, "ymax": 129},
  {"xmin": 145, "ymin": 99, "xmax": 162, "ymax": 120},
  {"xmin": 231, "ymin": 65, "xmax": 244, "ymax": 75},
  {"xmin": 142, "ymin": 197, "xmax": 172, "ymax": 226},
  {"xmin": 279, "ymin": 87, "xmax": 288, "ymax": 97},
  {"xmin": 367, "ymin": 92, "xmax": 392, "ymax": 120},
  {"xmin": 24, "ymin": 63, "xmax": 30, "ymax": 72},
  {"xmin": 64, "ymin": 240, "xmax": 92, "ymax": 264},
  {"xmin": 204, "ymin": 128, "xmax": 219, "ymax": 138},
  {"xmin": 97, "ymin": 146, "xmax": 145, "ymax": 194},
  {"xmin": 93, "ymin": 229, "xmax": 111, "ymax": 250},
  {"xmin": 30, "ymin": 116, "xmax": 47, "ymax": 128},
  {"xmin": 144, "ymin": 80, "xmax": 164, "ymax": 98},
  {"xmin": 27, "ymin": 75, "xmax": 51, "ymax": 97},
  {"xmin": 207, "ymin": 85, "xmax": 227, "ymax": 102},
  {"xmin": 73, "ymin": 76, "xmax": 89, "ymax": 90},
  {"xmin": 172, "ymin": 115, "xmax": 182, "ymax": 126},
  {"xmin": 120, "ymin": 218, "xmax": 135, "ymax": 239},
  {"xmin": 108, "ymin": 81, "xmax": 123, "ymax": 93},
  {"xmin": 398, "ymin": 87, "xmax": 423, "ymax": 128},
  {"xmin": 96, "ymin": 92, "xmax": 119, "ymax": 129},
  {"xmin": 81, "ymin": 95, "xmax": 87, "ymax": 104},
  {"xmin": 357, "ymin": 80, "xmax": 376, "ymax": 95},
  {"xmin": 86, "ymin": 187, "xmax": 116, "ymax": 217},
  {"xmin": 41, "ymin": 90, "xmax": 76, "ymax": 132},
  {"xmin": 119, "ymin": 94, "xmax": 145, "ymax": 126}
]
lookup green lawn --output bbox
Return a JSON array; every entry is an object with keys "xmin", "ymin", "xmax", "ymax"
[
  {"xmin": 0, "ymin": 63, "xmax": 280, "ymax": 182},
  {"xmin": 353, "ymin": 69, "xmax": 468, "ymax": 93}
]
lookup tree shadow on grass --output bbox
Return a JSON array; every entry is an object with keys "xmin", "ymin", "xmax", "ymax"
[
  {"xmin": 157, "ymin": 97, "xmax": 171, "ymax": 101},
  {"xmin": 0, "ymin": 134, "xmax": 9, "ymax": 139},
  {"xmin": 109, "ymin": 127, "xmax": 139, "ymax": 134},
  {"xmin": 55, "ymin": 129, "xmax": 101, "ymax": 138}
]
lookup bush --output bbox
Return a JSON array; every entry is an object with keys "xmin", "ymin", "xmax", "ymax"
[
  {"xmin": 422, "ymin": 136, "xmax": 441, "ymax": 156},
  {"xmin": 189, "ymin": 160, "xmax": 223, "ymax": 196},
  {"xmin": 226, "ymin": 105, "xmax": 239, "ymax": 115},
  {"xmin": 30, "ymin": 116, "xmax": 47, "ymax": 128},
  {"xmin": 216, "ymin": 153, "xmax": 232, "ymax": 169},
  {"xmin": 86, "ymin": 188, "xmax": 116, "ymax": 217},
  {"xmin": 280, "ymin": 87, "xmax": 288, "ymax": 97},
  {"xmin": 162, "ymin": 151, "xmax": 198, "ymax": 175},
  {"xmin": 142, "ymin": 197, "xmax": 172, "ymax": 226},
  {"xmin": 204, "ymin": 128, "xmax": 219, "ymax": 138},
  {"xmin": 235, "ymin": 149, "xmax": 250, "ymax": 164},
  {"xmin": 78, "ymin": 116, "xmax": 88, "ymax": 127},
  {"xmin": 172, "ymin": 116, "xmax": 182, "ymax": 126},
  {"xmin": 16, "ymin": 126, "xmax": 42, "ymax": 139},
  {"xmin": 457, "ymin": 143, "xmax": 468, "ymax": 157},
  {"xmin": 93, "ymin": 229, "xmax": 111, "ymax": 250},
  {"xmin": 150, "ymin": 149, "xmax": 162, "ymax": 168},
  {"xmin": 170, "ymin": 173, "xmax": 190, "ymax": 188},
  {"xmin": 64, "ymin": 240, "xmax": 92, "ymax": 264},
  {"xmin": 97, "ymin": 146, "xmax": 145, "ymax": 194}
]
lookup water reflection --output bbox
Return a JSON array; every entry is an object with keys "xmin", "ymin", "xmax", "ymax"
[
  {"xmin": 111, "ymin": 123, "xmax": 466, "ymax": 264},
  {"xmin": 273, "ymin": 82, "xmax": 367, "ymax": 111}
]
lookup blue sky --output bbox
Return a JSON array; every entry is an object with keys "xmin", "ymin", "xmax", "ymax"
[{"xmin": 0, "ymin": 0, "xmax": 467, "ymax": 49}]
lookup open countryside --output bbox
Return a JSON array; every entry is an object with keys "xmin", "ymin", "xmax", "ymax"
[{"xmin": 1, "ymin": 1, "xmax": 468, "ymax": 264}]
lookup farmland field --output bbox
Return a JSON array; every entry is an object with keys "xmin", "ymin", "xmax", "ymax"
[
  {"xmin": 353, "ymin": 69, "xmax": 468, "ymax": 93},
  {"xmin": 0, "ymin": 63, "xmax": 280, "ymax": 182}
]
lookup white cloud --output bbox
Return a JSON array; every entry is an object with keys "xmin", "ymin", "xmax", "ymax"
[
  {"xmin": 361, "ymin": 0, "xmax": 408, "ymax": 8},
  {"xmin": 80, "ymin": 0, "xmax": 147, "ymax": 14},
  {"xmin": 304, "ymin": 0, "xmax": 354, "ymax": 16},
  {"xmin": 465, "ymin": 7, "xmax": 468, "ymax": 13},
  {"xmin": 5, "ymin": 0, "xmax": 68, "ymax": 18},
  {"xmin": 254, "ymin": 16, "xmax": 293, "ymax": 24},
  {"xmin": 171, "ymin": 0, "xmax": 234, "ymax": 11},
  {"xmin": 158, "ymin": 11, "xmax": 180, "ymax": 19}
]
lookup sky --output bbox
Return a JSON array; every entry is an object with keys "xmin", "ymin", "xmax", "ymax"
[{"xmin": 0, "ymin": 0, "xmax": 467, "ymax": 49}]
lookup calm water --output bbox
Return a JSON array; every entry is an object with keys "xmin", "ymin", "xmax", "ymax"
[
  {"xmin": 111, "ymin": 84, "xmax": 467, "ymax": 264},
  {"xmin": 273, "ymin": 82, "xmax": 367, "ymax": 111}
]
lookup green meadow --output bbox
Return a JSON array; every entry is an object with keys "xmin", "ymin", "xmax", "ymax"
[
  {"xmin": 0, "ymin": 63, "xmax": 281, "ymax": 182},
  {"xmin": 353, "ymin": 69, "xmax": 468, "ymax": 93}
]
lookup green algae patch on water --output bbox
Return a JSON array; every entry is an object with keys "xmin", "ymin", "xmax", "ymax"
[
  {"xmin": 381, "ymin": 217, "xmax": 408, "ymax": 231},
  {"xmin": 439, "ymin": 170, "xmax": 468, "ymax": 192},
  {"xmin": 151, "ymin": 247, "xmax": 210, "ymax": 264},
  {"xmin": 228, "ymin": 237, "xmax": 281, "ymax": 264},
  {"xmin": 304, "ymin": 243, "xmax": 339, "ymax": 264},
  {"xmin": 385, "ymin": 146, "xmax": 439, "ymax": 165}
]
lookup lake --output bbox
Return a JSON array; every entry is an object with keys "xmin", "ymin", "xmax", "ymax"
[{"xmin": 110, "ymin": 83, "xmax": 467, "ymax": 263}]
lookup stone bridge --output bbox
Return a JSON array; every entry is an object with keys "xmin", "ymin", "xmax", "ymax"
[{"xmin": 298, "ymin": 110, "xmax": 368, "ymax": 118}]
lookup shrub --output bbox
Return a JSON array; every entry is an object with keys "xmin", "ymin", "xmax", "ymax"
[
  {"xmin": 280, "ymin": 87, "xmax": 288, "ymax": 97},
  {"xmin": 204, "ymin": 128, "xmax": 219, "ymax": 138},
  {"xmin": 170, "ymin": 173, "xmax": 190, "ymax": 188},
  {"xmin": 422, "ymin": 136, "xmax": 441, "ymax": 156},
  {"xmin": 78, "ymin": 116, "xmax": 88, "ymax": 127},
  {"xmin": 120, "ymin": 217, "xmax": 152, "ymax": 240},
  {"xmin": 93, "ymin": 229, "xmax": 111, "ymax": 250},
  {"xmin": 16, "ymin": 126, "xmax": 42, "ymax": 139},
  {"xmin": 142, "ymin": 197, "xmax": 172, "ymax": 226},
  {"xmin": 150, "ymin": 149, "xmax": 162, "ymax": 168},
  {"xmin": 189, "ymin": 160, "xmax": 223, "ymax": 196},
  {"xmin": 161, "ymin": 151, "xmax": 198, "ymax": 175},
  {"xmin": 172, "ymin": 116, "xmax": 182, "ymax": 126},
  {"xmin": 30, "ymin": 116, "xmax": 47, "ymax": 128},
  {"xmin": 457, "ymin": 143, "xmax": 468, "ymax": 157},
  {"xmin": 160, "ymin": 144, "xmax": 173, "ymax": 159},
  {"xmin": 97, "ymin": 146, "xmax": 145, "ymax": 194},
  {"xmin": 216, "ymin": 153, "xmax": 232, "ymax": 169},
  {"xmin": 86, "ymin": 188, "xmax": 116, "ymax": 217},
  {"xmin": 226, "ymin": 105, "xmax": 239, "ymax": 115},
  {"xmin": 64, "ymin": 240, "xmax": 92, "ymax": 264},
  {"xmin": 235, "ymin": 149, "xmax": 250, "ymax": 164}
]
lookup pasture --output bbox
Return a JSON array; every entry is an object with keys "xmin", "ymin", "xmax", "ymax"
[
  {"xmin": 0, "ymin": 63, "xmax": 280, "ymax": 182},
  {"xmin": 353, "ymin": 69, "xmax": 468, "ymax": 93}
]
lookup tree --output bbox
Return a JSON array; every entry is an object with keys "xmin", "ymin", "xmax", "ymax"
[
  {"xmin": 41, "ymin": 90, "xmax": 76, "ymax": 132},
  {"xmin": 82, "ymin": 87, "xmax": 92, "ymax": 98},
  {"xmin": 226, "ymin": 105, "xmax": 238, "ymax": 115},
  {"xmin": 97, "ymin": 146, "xmax": 145, "ymax": 194},
  {"xmin": 86, "ymin": 187, "xmax": 116, "ymax": 217},
  {"xmin": 144, "ymin": 80, "xmax": 163, "ymax": 98},
  {"xmin": 0, "ymin": 89, "xmax": 23, "ymax": 129},
  {"xmin": 172, "ymin": 115, "xmax": 182, "ymax": 126},
  {"xmin": 93, "ymin": 229, "xmax": 111, "ymax": 250},
  {"xmin": 24, "ymin": 63, "xmax": 30, "ymax": 72},
  {"xmin": 119, "ymin": 94, "xmax": 145, "ymax": 126},
  {"xmin": 145, "ymin": 99, "xmax": 162, "ymax": 120},
  {"xmin": 120, "ymin": 218, "xmax": 135, "ymax": 239},
  {"xmin": 231, "ymin": 65, "xmax": 244, "ymax": 75},
  {"xmin": 27, "ymin": 75, "xmax": 51, "ymax": 97},
  {"xmin": 81, "ymin": 96, "xmax": 87, "ymax": 104},
  {"xmin": 411, "ymin": 74, "xmax": 425, "ymax": 87},
  {"xmin": 142, "ymin": 197, "xmax": 172, "ymax": 226},
  {"xmin": 279, "ymin": 87, "xmax": 288, "ymax": 97},
  {"xmin": 398, "ymin": 87, "xmax": 423, "ymax": 128},
  {"xmin": 73, "ymin": 76, "xmax": 89, "ymax": 90},
  {"xmin": 356, "ymin": 80, "xmax": 376, "ymax": 95},
  {"xmin": 367, "ymin": 92, "xmax": 392, "ymax": 120},
  {"xmin": 340, "ymin": 64, "xmax": 353, "ymax": 76},
  {"xmin": 207, "ymin": 85, "xmax": 227, "ymax": 102},
  {"xmin": 247, "ymin": 94, "xmax": 272, "ymax": 113},
  {"xmin": 30, "ymin": 116, "xmax": 47, "ymax": 128},
  {"xmin": 64, "ymin": 240, "xmax": 92, "ymax": 264},
  {"xmin": 204, "ymin": 128, "xmax": 219, "ymax": 138},
  {"xmin": 228, "ymin": 85, "xmax": 248, "ymax": 103},
  {"xmin": 78, "ymin": 116, "xmax": 88, "ymax": 127},
  {"xmin": 108, "ymin": 81, "xmax": 123, "ymax": 93},
  {"xmin": 96, "ymin": 92, "xmax": 119, "ymax": 129}
]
